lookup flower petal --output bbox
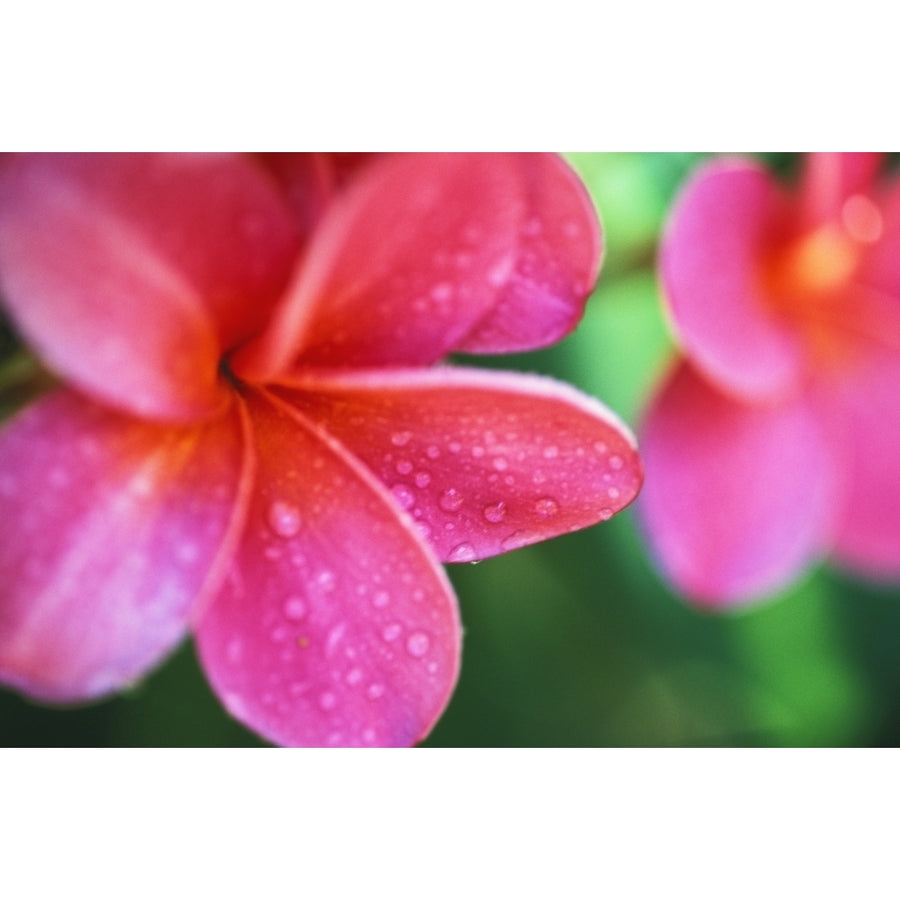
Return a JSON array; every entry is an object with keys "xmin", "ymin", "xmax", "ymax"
[
  {"xmin": 0, "ymin": 388, "xmax": 250, "ymax": 702},
  {"xmin": 195, "ymin": 390, "xmax": 461, "ymax": 747},
  {"xmin": 273, "ymin": 366, "xmax": 642, "ymax": 563},
  {"xmin": 638, "ymin": 362, "xmax": 839, "ymax": 606},
  {"xmin": 826, "ymin": 347, "xmax": 900, "ymax": 578},
  {"xmin": 661, "ymin": 158, "xmax": 806, "ymax": 400},
  {"xmin": 231, "ymin": 153, "xmax": 592, "ymax": 379},
  {"xmin": 799, "ymin": 153, "xmax": 884, "ymax": 227},
  {"xmin": 0, "ymin": 153, "xmax": 299, "ymax": 422},
  {"xmin": 456, "ymin": 153, "xmax": 602, "ymax": 354}
]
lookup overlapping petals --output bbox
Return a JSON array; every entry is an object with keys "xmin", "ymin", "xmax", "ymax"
[
  {"xmin": 0, "ymin": 389, "xmax": 249, "ymax": 700},
  {"xmin": 0, "ymin": 153, "xmax": 300, "ymax": 422},
  {"xmin": 196, "ymin": 390, "xmax": 461, "ymax": 748},
  {"xmin": 641, "ymin": 153, "xmax": 900, "ymax": 607},
  {"xmin": 0, "ymin": 152, "xmax": 639, "ymax": 745}
]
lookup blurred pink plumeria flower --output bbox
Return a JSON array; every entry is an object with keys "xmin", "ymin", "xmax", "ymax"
[
  {"xmin": 0, "ymin": 153, "xmax": 642, "ymax": 746},
  {"xmin": 640, "ymin": 153, "xmax": 900, "ymax": 607}
]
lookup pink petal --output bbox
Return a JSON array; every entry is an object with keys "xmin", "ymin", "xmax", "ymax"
[
  {"xmin": 252, "ymin": 153, "xmax": 335, "ymax": 240},
  {"xmin": 638, "ymin": 362, "xmax": 840, "ymax": 607},
  {"xmin": 0, "ymin": 153, "xmax": 299, "ymax": 422},
  {"xmin": 0, "ymin": 389, "xmax": 250, "ymax": 702},
  {"xmin": 456, "ymin": 153, "xmax": 602, "ymax": 353},
  {"xmin": 826, "ymin": 346, "xmax": 900, "ymax": 578},
  {"xmin": 231, "ymin": 153, "xmax": 590, "ymax": 380},
  {"xmin": 195, "ymin": 390, "xmax": 461, "ymax": 747},
  {"xmin": 661, "ymin": 158, "xmax": 807, "ymax": 400},
  {"xmin": 798, "ymin": 153, "xmax": 884, "ymax": 227},
  {"xmin": 273, "ymin": 366, "xmax": 642, "ymax": 563}
]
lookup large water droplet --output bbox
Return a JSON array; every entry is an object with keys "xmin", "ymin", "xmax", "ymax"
[
  {"xmin": 534, "ymin": 497, "xmax": 559, "ymax": 518},
  {"xmin": 405, "ymin": 631, "xmax": 430, "ymax": 658},
  {"xmin": 482, "ymin": 501, "xmax": 507, "ymax": 523},
  {"xmin": 448, "ymin": 542, "xmax": 476, "ymax": 562},
  {"xmin": 439, "ymin": 488, "xmax": 464, "ymax": 512},
  {"xmin": 268, "ymin": 500, "xmax": 301, "ymax": 538}
]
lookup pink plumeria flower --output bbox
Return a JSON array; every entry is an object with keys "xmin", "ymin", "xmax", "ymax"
[
  {"xmin": 639, "ymin": 152, "xmax": 900, "ymax": 607},
  {"xmin": 0, "ymin": 153, "xmax": 642, "ymax": 746}
]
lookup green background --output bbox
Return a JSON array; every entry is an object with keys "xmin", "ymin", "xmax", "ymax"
[{"xmin": 2, "ymin": 153, "xmax": 898, "ymax": 747}]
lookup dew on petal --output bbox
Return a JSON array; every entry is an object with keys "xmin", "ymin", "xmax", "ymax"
[
  {"xmin": 391, "ymin": 430, "xmax": 412, "ymax": 447},
  {"xmin": 607, "ymin": 486, "xmax": 621, "ymax": 500},
  {"xmin": 382, "ymin": 622, "xmax": 402, "ymax": 642},
  {"xmin": 414, "ymin": 471, "xmax": 431, "ymax": 488},
  {"xmin": 315, "ymin": 570, "xmax": 336, "ymax": 592},
  {"xmin": 483, "ymin": 501, "xmax": 507, "ymax": 523},
  {"xmin": 542, "ymin": 445, "xmax": 559, "ymax": 460},
  {"xmin": 318, "ymin": 691, "xmax": 337, "ymax": 711},
  {"xmin": 391, "ymin": 484, "xmax": 415, "ymax": 510},
  {"xmin": 226, "ymin": 637, "xmax": 243, "ymax": 665},
  {"xmin": 372, "ymin": 590, "xmax": 391, "ymax": 609},
  {"xmin": 608, "ymin": 454, "xmax": 624, "ymax": 470},
  {"xmin": 425, "ymin": 445, "xmax": 440, "ymax": 460},
  {"xmin": 439, "ymin": 488, "xmax": 464, "ymax": 512},
  {"xmin": 395, "ymin": 460, "xmax": 413, "ymax": 475},
  {"xmin": 405, "ymin": 631, "xmax": 430, "ymax": 658},
  {"xmin": 492, "ymin": 456, "xmax": 509, "ymax": 471},
  {"xmin": 534, "ymin": 497, "xmax": 559, "ymax": 518},
  {"xmin": 599, "ymin": 507, "xmax": 614, "ymax": 521},
  {"xmin": 345, "ymin": 667, "xmax": 364, "ymax": 686},
  {"xmin": 267, "ymin": 500, "xmax": 302, "ymax": 538},
  {"xmin": 367, "ymin": 683, "xmax": 385, "ymax": 700},
  {"xmin": 448, "ymin": 542, "xmax": 477, "ymax": 562}
]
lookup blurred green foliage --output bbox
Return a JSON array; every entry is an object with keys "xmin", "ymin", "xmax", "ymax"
[{"xmin": 2, "ymin": 153, "xmax": 899, "ymax": 747}]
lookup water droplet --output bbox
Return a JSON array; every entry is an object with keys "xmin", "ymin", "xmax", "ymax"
[
  {"xmin": 542, "ymin": 445, "xmax": 559, "ymax": 459},
  {"xmin": 362, "ymin": 727, "xmax": 377, "ymax": 744},
  {"xmin": 315, "ymin": 570, "xmax": 336, "ymax": 592},
  {"xmin": 345, "ymin": 667, "xmax": 363, "ymax": 686},
  {"xmin": 270, "ymin": 625, "xmax": 289, "ymax": 643},
  {"xmin": 426, "ymin": 445, "xmax": 440, "ymax": 459},
  {"xmin": 283, "ymin": 596, "xmax": 307, "ymax": 620},
  {"xmin": 483, "ymin": 501, "xmax": 507, "ymax": 523},
  {"xmin": 405, "ymin": 632, "xmax": 430, "ymax": 658},
  {"xmin": 608, "ymin": 454, "xmax": 624, "ymax": 470},
  {"xmin": 594, "ymin": 441, "xmax": 608, "ymax": 455},
  {"xmin": 372, "ymin": 590, "xmax": 390, "ymax": 609},
  {"xmin": 395, "ymin": 460, "xmax": 413, "ymax": 475},
  {"xmin": 382, "ymin": 622, "xmax": 402, "ymax": 642},
  {"xmin": 448, "ymin": 441, "xmax": 462, "ymax": 454},
  {"xmin": 599, "ymin": 507, "xmax": 613, "ymax": 521},
  {"xmin": 492, "ymin": 456, "xmax": 509, "ymax": 472},
  {"xmin": 268, "ymin": 500, "xmax": 301, "ymax": 538},
  {"xmin": 415, "ymin": 521, "xmax": 432, "ymax": 540},
  {"xmin": 439, "ymin": 488, "xmax": 464, "ymax": 512},
  {"xmin": 414, "ymin": 471, "xmax": 431, "ymax": 488},
  {"xmin": 607, "ymin": 486, "xmax": 621, "ymax": 500},
  {"xmin": 501, "ymin": 531, "xmax": 534, "ymax": 551},
  {"xmin": 391, "ymin": 430, "xmax": 412, "ymax": 447},
  {"xmin": 367, "ymin": 683, "xmax": 385, "ymax": 700},
  {"xmin": 471, "ymin": 446, "xmax": 485, "ymax": 458},
  {"xmin": 318, "ymin": 691, "xmax": 337, "ymax": 711},
  {"xmin": 391, "ymin": 484, "xmax": 415, "ymax": 510},
  {"xmin": 326, "ymin": 623, "xmax": 346, "ymax": 655},
  {"xmin": 534, "ymin": 497, "xmax": 559, "ymax": 518},
  {"xmin": 448, "ymin": 542, "xmax": 477, "ymax": 562}
]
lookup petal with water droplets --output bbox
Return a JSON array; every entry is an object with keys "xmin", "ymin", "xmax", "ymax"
[
  {"xmin": 661, "ymin": 158, "xmax": 806, "ymax": 400},
  {"xmin": 274, "ymin": 366, "xmax": 642, "ymax": 563},
  {"xmin": 638, "ymin": 362, "xmax": 840, "ymax": 607},
  {"xmin": 0, "ymin": 153, "xmax": 299, "ymax": 422},
  {"xmin": 195, "ymin": 390, "xmax": 461, "ymax": 747},
  {"xmin": 0, "ymin": 388, "xmax": 250, "ymax": 702},
  {"xmin": 457, "ymin": 153, "xmax": 602, "ymax": 354}
]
